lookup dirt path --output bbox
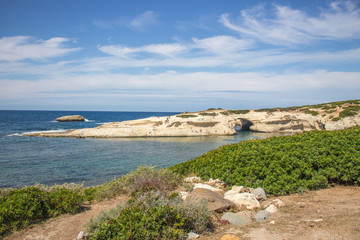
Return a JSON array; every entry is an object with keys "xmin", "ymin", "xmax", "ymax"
[
  {"xmin": 201, "ymin": 185, "xmax": 360, "ymax": 240},
  {"xmin": 5, "ymin": 186, "xmax": 360, "ymax": 240},
  {"xmin": 5, "ymin": 196, "xmax": 128, "ymax": 240}
]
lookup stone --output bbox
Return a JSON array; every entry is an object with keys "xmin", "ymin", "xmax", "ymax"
[
  {"xmin": 179, "ymin": 191, "xmax": 189, "ymax": 200},
  {"xmin": 254, "ymin": 210, "xmax": 270, "ymax": 222},
  {"xmin": 76, "ymin": 231, "xmax": 88, "ymax": 240},
  {"xmin": 272, "ymin": 198, "xmax": 285, "ymax": 207},
  {"xmin": 184, "ymin": 176, "xmax": 202, "ymax": 183},
  {"xmin": 265, "ymin": 204, "xmax": 278, "ymax": 213},
  {"xmin": 220, "ymin": 212, "xmax": 251, "ymax": 226},
  {"xmin": 186, "ymin": 232, "xmax": 200, "ymax": 239},
  {"xmin": 252, "ymin": 187, "xmax": 267, "ymax": 200},
  {"xmin": 221, "ymin": 234, "xmax": 241, "ymax": 240},
  {"xmin": 206, "ymin": 178, "xmax": 225, "ymax": 187},
  {"xmin": 224, "ymin": 192, "xmax": 260, "ymax": 210},
  {"xmin": 186, "ymin": 188, "xmax": 234, "ymax": 212},
  {"xmin": 56, "ymin": 115, "xmax": 85, "ymax": 122},
  {"xmin": 193, "ymin": 183, "xmax": 223, "ymax": 194}
]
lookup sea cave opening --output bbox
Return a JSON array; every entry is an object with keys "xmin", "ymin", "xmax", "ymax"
[{"xmin": 235, "ymin": 118, "xmax": 254, "ymax": 132}]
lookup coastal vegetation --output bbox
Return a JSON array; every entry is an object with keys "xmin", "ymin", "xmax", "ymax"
[
  {"xmin": 0, "ymin": 184, "xmax": 84, "ymax": 236},
  {"xmin": 170, "ymin": 126, "xmax": 360, "ymax": 195}
]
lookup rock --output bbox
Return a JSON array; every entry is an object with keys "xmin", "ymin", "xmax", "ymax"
[
  {"xmin": 252, "ymin": 187, "xmax": 267, "ymax": 200},
  {"xmin": 184, "ymin": 176, "xmax": 202, "ymax": 183},
  {"xmin": 254, "ymin": 210, "xmax": 270, "ymax": 223},
  {"xmin": 272, "ymin": 198, "xmax": 285, "ymax": 207},
  {"xmin": 179, "ymin": 191, "xmax": 189, "ymax": 200},
  {"xmin": 206, "ymin": 178, "xmax": 225, "ymax": 187},
  {"xmin": 56, "ymin": 115, "xmax": 85, "ymax": 122},
  {"xmin": 224, "ymin": 192, "xmax": 260, "ymax": 210},
  {"xmin": 193, "ymin": 183, "xmax": 223, "ymax": 194},
  {"xmin": 221, "ymin": 234, "xmax": 241, "ymax": 240},
  {"xmin": 186, "ymin": 232, "xmax": 200, "ymax": 239},
  {"xmin": 265, "ymin": 204, "xmax": 278, "ymax": 213},
  {"xmin": 186, "ymin": 188, "xmax": 234, "ymax": 212},
  {"xmin": 221, "ymin": 212, "xmax": 251, "ymax": 226},
  {"xmin": 76, "ymin": 231, "xmax": 88, "ymax": 240}
]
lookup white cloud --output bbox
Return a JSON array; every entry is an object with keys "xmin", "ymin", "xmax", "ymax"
[
  {"xmin": 0, "ymin": 36, "xmax": 81, "ymax": 62},
  {"xmin": 92, "ymin": 11, "xmax": 159, "ymax": 31},
  {"xmin": 1, "ymin": 70, "xmax": 359, "ymax": 102},
  {"xmin": 220, "ymin": 1, "xmax": 360, "ymax": 46},
  {"xmin": 192, "ymin": 35, "xmax": 254, "ymax": 55},
  {"xmin": 129, "ymin": 11, "xmax": 159, "ymax": 30},
  {"xmin": 98, "ymin": 42, "xmax": 188, "ymax": 58}
]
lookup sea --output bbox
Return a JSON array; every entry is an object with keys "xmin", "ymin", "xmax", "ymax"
[{"xmin": 0, "ymin": 110, "xmax": 287, "ymax": 188}]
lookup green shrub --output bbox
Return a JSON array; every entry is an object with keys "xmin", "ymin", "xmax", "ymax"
[
  {"xmin": 86, "ymin": 205, "xmax": 123, "ymax": 234},
  {"xmin": 199, "ymin": 112, "xmax": 217, "ymax": 116},
  {"xmin": 170, "ymin": 127, "xmax": 360, "ymax": 195},
  {"xmin": 47, "ymin": 188, "xmax": 83, "ymax": 216},
  {"xmin": 87, "ymin": 192, "xmax": 213, "ymax": 240},
  {"xmin": 305, "ymin": 110, "xmax": 319, "ymax": 116},
  {"xmin": 0, "ymin": 187, "xmax": 49, "ymax": 235},
  {"xmin": 177, "ymin": 115, "xmax": 197, "ymax": 118},
  {"xmin": 0, "ymin": 185, "xmax": 85, "ymax": 237},
  {"xmin": 228, "ymin": 110, "xmax": 250, "ymax": 114}
]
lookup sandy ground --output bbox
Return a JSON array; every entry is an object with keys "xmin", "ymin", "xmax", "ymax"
[{"xmin": 5, "ymin": 186, "xmax": 360, "ymax": 240}]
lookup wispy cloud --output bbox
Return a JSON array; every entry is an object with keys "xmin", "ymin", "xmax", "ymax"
[
  {"xmin": 0, "ymin": 36, "xmax": 81, "ymax": 62},
  {"xmin": 98, "ymin": 42, "xmax": 188, "ymax": 58},
  {"xmin": 219, "ymin": 1, "xmax": 360, "ymax": 46},
  {"xmin": 92, "ymin": 10, "xmax": 159, "ymax": 31},
  {"xmin": 128, "ymin": 11, "xmax": 159, "ymax": 30}
]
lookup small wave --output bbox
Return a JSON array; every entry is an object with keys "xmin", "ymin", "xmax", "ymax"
[
  {"xmin": 8, "ymin": 129, "xmax": 68, "ymax": 136},
  {"xmin": 7, "ymin": 133, "xmax": 23, "ymax": 137},
  {"xmin": 85, "ymin": 119, "xmax": 95, "ymax": 122},
  {"xmin": 96, "ymin": 122, "xmax": 110, "ymax": 125}
]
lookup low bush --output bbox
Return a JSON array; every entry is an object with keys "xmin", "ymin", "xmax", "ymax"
[
  {"xmin": 0, "ymin": 185, "xmax": 84, "ymax": 236},
  {"xmin": 87, "ymin": 192, "xmax": 213, "ymax": 240},
  {"xmin": 121, "ymin": 165, "xmax": 182, "ymax": 196},
  {"xmin": 228, "ymin": 110, "xmax": 250, "ymax": 114},
  {"xmin": 304, "ymin": 110, "xmax": 319, "ymax": 116},
  {"xmin": 199, "ymin": 112, "xmax": 217, "ymax": 116},
  {"xmin": 177, "ymin": 114, "xmax": 197, "ymax": 118},
  {"xmin": 94, "ymin": 165, "xmax": 182, "ymax": 200}
]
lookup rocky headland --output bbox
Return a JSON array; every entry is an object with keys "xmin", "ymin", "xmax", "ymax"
[{"xmin": 26, "ymin": 100, "xmax": 360, "ymax": 138}]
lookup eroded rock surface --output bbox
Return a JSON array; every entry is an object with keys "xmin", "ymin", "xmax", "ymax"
[{"xmin": 26, "ymin": 106, "xmax": 360, "ymax": 138}]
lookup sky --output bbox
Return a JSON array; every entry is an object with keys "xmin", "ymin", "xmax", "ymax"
[{"xmin": 0, "ymin": 0, "xmax": 359, "ymax": 112}]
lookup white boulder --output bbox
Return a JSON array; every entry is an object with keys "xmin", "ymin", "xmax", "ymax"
[
  {"xmin": 193, "ymin": 183, "xmax": 223, "ymax": 194},
  {"xmin": 224, "ymin": 192, "xmax": 260, "ymax": 210},
  {"xmin": 265, "ymin": 204, "xmax": 278, "ymax": 213}
]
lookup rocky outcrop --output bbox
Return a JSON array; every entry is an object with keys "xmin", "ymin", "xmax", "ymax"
[
  {"xmin": 56, "ymin": 115, "xmax": 85, "ymax": 122},
  {"xmin": 25, "ymin": 104, "xmax": 360, "ymax": 138}
]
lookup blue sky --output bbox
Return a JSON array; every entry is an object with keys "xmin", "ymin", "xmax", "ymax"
[{"xmin": 0, "ymin": 0, "xmax": 359, "ymax": 111}]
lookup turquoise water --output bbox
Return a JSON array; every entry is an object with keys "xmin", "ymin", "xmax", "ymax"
[{"xmin": 0, "ymin": 110, "xmax": 287, "ymax": 188}]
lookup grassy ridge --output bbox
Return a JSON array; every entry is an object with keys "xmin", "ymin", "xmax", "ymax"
[{"xmin": 170, "ymin": 127, "xmax": 360, "ymax": 195}]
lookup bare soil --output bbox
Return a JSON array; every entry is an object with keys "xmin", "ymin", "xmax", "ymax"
[
  {"xmin": 201, "ymin": 185, "xmax": 360, "ymax": 240},
  {"xmin": 5, "ymin": 186, "xmax": 360, "ymax": 240}
]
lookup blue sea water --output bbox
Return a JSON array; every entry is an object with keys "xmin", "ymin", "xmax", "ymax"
[{"xmin": 0, "ymin": 110, "xmax": 286, "ymax": 188}]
